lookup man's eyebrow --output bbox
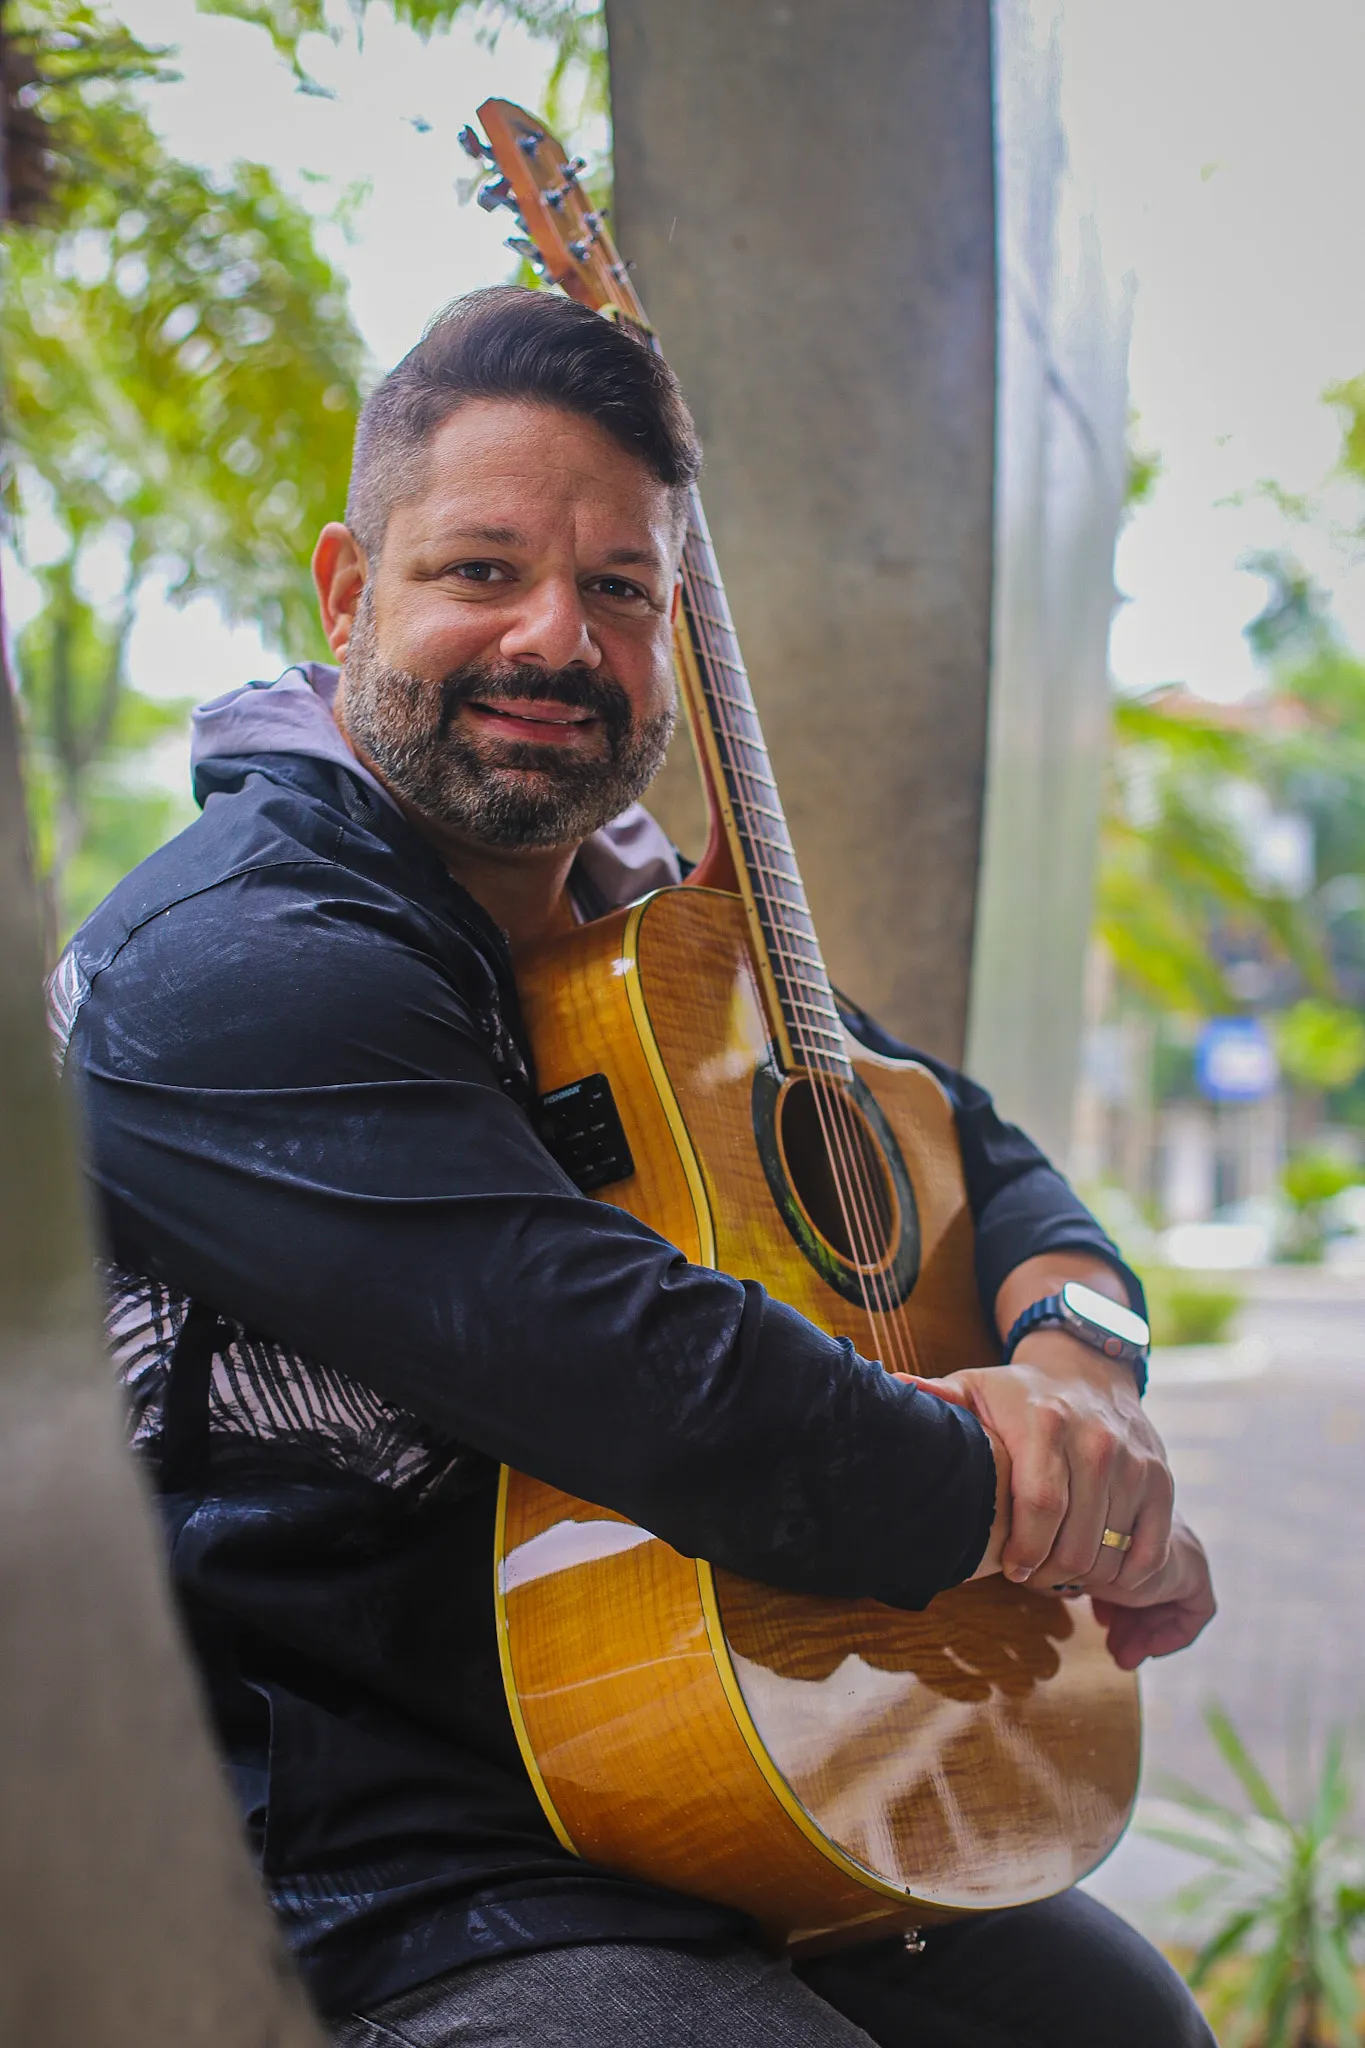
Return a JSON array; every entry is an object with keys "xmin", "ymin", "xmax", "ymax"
[
  {"xmin": 601, "ymin": 546, "xmax": 664, "ymax": 570},
  {"xmin": 449, "ymin": 523, "xmax": 527, "ymax": 546}
]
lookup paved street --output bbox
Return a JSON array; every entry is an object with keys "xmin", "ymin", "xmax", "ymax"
[{"xmin": 1084, "ymin": 1267, "xmax": 1365, "ymax": 1930}]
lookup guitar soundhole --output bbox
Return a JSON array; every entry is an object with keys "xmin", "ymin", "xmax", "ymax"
[{"xmin": 777, "ymin": 1077, "xmax": 897, "ymax": 1269}]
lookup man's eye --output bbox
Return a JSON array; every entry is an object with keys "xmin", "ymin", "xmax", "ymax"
[
  {"xmin": 590, "ymin": 576, "xmax": 648, "ymax": 602},
  {"xmin": 448, "ymin": 561, "xmax": 507, "ymax": 584}
]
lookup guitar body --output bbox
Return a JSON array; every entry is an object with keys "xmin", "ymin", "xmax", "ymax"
[{"xmin": 502, "ymin": 886, "xmax": 1140, "ymax": 1949}]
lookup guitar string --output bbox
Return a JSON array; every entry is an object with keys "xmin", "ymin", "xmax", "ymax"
[
  {"xmin": 678, "ymin": 515, "xmax": 916, "ymax": 1374},
  {"xmin": 676, "ymin": 533, "xmax": 884, "ymax": 1326},
  {"xmin": 675, "ymin": 523, "xmax": 906, "ymax": 1359},
  {"xmin": 681, "ymin": 532, "xmax": 923, "ymax": 1381},
  {"xmin": 690, "ymin": 588, "xmax": 912, "ymax": 1375},
  {"xmin": 585, "ymin": 247, "xmax": 923, "ymax": 1375}
]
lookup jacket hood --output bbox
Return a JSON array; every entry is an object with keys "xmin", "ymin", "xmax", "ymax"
[{"xmin": 191, "ymin": 662, "xmax": 682, "ymax": 910}]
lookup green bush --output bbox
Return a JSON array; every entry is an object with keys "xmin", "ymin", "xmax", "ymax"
[
  {"xmin": 1144, "ymin": 1268, "xmax": 1244, "ymax": 1348},
  {"xmin": 1144, "ymin": 1704, "xmax": 1365, "ymax": 2047},
  {"xmin": 1281, "ymin": 1153, "xmax": 1361, "ymax": 1263}
]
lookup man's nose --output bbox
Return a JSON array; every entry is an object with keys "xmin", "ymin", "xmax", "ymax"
[{"xmin": 499, "ymin": 576, "xmax": 600, "ymax": 671}]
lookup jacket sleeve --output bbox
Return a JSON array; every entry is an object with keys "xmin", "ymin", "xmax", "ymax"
[
  {"xmin": 835, "ymin": 994, "xmax": 1146, "ymax": 1329},
  {"xmin": 69, "ymin": 867, "xmax": 995, "ymax": 1612}
]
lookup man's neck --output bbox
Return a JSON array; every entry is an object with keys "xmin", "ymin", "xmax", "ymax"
[{"xmin": 415, "ymin": 822, "xmax": 580, "ymax": 955}]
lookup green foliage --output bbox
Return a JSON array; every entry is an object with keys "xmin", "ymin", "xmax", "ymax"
[
  {"xmin": 1144, "ymin": 1704, "xmax": 1365, "ymax": 2047},
  {"xmin": 1142, "ymin": 1270, "xmax": 1243, "ymax": 1348},
  {"xmin": 1274, "ymin": 1001, "xmax": 1365, "ymax": 1094},
  {"xmin": 4, "ymin": 0, "xmax": 364, "ymax": 648},
  {"xmin": 1282, "ymin": 1150, "xmax": 1358, "ymax": 1212},
  {"xmin": 14, "ymin": 562, "xmax": 194, "ymax": 942},
  {"xmin": 1099, "ymin": 692, "xmax": 1329, "ymax": 1016},
  {"xmin": 4, "ymin": 0, "xmax": 366, "ymax": 940},
  {"xmin": 1124, "ymin": 413, "xmax": 1162, "ymax": 517},
  {"xmin": 1279, "ymin": 1147, "xmax": 1361, "ymax": 1263}
]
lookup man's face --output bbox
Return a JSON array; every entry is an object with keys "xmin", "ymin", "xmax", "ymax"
[{"xmin": 329, "ymin": 398, "xmax": 681, "ymax": 851}]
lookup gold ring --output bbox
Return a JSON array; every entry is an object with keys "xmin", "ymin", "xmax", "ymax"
[{"xmin": 1100, "ymin": 1527, "xmax": 1133, "ymax": 1553}]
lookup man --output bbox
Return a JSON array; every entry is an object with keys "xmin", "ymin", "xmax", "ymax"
[{"xmin": 57, "ymin": 286, "xmax": 1215, "ymax": 2045}]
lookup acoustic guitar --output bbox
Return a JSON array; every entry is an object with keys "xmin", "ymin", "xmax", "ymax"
[{"xmin": 466, "ymin": 98, "xmax": 1139, "ymax": 1951}]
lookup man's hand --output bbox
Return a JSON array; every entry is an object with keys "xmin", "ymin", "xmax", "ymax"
[
  {"xmin": 1091, "ymin": 1517, "xmax": 1216, "ymax": 1668},
  {"xmin": 897, "ymin": 1329, "xmax": 1175, "ymax": 1594}
]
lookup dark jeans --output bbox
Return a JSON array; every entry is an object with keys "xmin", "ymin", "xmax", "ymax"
[{"xmin": 328, "ymin": 1890, "xmax": 1214, "ymax": 2047}]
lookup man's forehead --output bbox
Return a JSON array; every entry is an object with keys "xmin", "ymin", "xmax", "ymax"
[{"xmin": 390, "ymin": 403, "xmax": 680, "ymax": 562}]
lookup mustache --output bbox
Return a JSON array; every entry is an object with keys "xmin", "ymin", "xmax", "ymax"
[{"xmin": 436, "ymin": 661, "xmax": 633, "ymax": 747}]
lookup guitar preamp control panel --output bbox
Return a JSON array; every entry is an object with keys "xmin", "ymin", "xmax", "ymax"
[{"xmin": 537, "ymin": 1073, "xmax": 636, "ymax": 1193}]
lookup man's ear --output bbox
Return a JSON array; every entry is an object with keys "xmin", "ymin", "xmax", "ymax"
[
  {"xmin": 312, "ymin": 523, "xmax": 367, "ymax": 662},
  {"xmin": 670, "ymin": 576, "xmax": 683, "ymax": 627}
]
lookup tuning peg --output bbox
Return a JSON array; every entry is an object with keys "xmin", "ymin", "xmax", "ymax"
[
  {"xmin": 517, "ymin": 131, "xmax": 542, "ymax": 155},
  {"xmin": 506, "ymin": 236, "xmax": 545, "ymax": 268},
  {"xmin": 567, "ymin": 240, "xmax": 593, "ymax": 263},
  {"xmin": 458, "ymin": 125, "xmax": 491, "ymax": 162},
  {"xmin": 477, "ymin": 176, "xmax": 516, "ymax": 213}
]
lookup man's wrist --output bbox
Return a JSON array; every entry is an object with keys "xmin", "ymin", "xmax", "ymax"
[
  {"xmin": 1007, "ymin": 1327, "xmax": 1144, "ymax": 1404},
  {"xmin": 1002, "ymin": 1281, "xmax": 1149, "ymax": 1396}
]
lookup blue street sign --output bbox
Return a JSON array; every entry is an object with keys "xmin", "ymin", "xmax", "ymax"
[{"xmin": 1194, "ymin": 1017, "xmax": 1278, "ymax": 1103}]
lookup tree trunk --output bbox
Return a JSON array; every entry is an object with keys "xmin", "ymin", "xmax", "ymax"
[{"xmin": 0, "ymin": 558, "xmax": 326, "ymax": 2046}]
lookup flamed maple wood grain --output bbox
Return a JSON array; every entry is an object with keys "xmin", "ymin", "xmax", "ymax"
[{"xmin": 501, "ymin": 889, "xmax": 1140, "ymax": 1947}]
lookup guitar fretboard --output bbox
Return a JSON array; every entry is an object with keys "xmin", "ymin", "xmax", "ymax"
[{"xmin": 678, "ymin": 490, "xmax": 851, "ymax": 1081}]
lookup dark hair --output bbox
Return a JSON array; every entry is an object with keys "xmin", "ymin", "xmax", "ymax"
[{"xmin": 345, "ymin": 285, "xmax": 701, "ymax": 557}]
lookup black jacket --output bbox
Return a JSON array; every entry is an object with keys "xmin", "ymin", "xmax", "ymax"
[{"xmin": 57, "ymin": 737, "xmax": 1140, "ymax": 2013}]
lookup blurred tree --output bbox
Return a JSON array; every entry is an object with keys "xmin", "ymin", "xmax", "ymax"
[
  {"xmin": 3, "ymin": 0, "xmax": 365, "ymax": 940},
  {"xmin": 1097, "ymin": 690, "xmax": 1328, "ymax": 1017},
  {"xmin": 199, "ymin": 0, "xmax": 606, "ymax": 135},
  {"xmin": 3, "ymin": 0, "xmax": 609, "ymax": 945}
]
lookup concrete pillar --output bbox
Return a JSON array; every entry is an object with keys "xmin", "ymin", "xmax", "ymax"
[
  {"xmin": 964, "ymin": 1, "xmax": 1131, "ymax": 1161},
  {"xmin": 0, "ymin": 616, "xmax": 322, "ymax": 2043},
  {"xmin": 608, "ymin": 0, "xmax": 997, "ymax": 1062}
]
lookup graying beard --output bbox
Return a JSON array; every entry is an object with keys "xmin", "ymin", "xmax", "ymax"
[{"xmin": 341, "ymin": 611, "xmax": 675, "ymax": 850}]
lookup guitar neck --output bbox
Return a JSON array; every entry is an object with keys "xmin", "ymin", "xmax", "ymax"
[
  {"xmin": 674, "ymin": 490, "xmax": 850, "ymax": 1081},
  {"xmin": 470, "ymin": 97, "xmax": 850, "ymax": 1081}
]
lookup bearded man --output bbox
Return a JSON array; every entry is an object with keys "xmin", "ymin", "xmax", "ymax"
[{"xmin": 55, "ymin": 286, "xmax": 1215, "ymax": 2047}]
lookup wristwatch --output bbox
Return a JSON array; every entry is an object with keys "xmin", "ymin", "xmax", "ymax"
[{"xmin": 1002, "ymin": 1281, "xmax": 1150, "ymax": 1393}]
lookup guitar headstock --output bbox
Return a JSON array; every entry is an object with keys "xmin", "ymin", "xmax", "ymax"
[{"xmin": 462, "ymin": 98, "xmax": 652, "ymax": 340}]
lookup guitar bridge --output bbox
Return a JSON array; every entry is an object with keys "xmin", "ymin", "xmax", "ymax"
[{"xmin": 536, "ymin": 1073, "xmax": 636, "ymax": 1193}]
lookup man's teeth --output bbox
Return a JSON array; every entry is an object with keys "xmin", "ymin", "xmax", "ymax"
[{"xmin": 478, "ymin": 703, "xmax": 588, "ymax": 725}]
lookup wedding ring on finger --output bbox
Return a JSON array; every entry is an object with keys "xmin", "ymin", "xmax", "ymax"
[{"xmin": 1100, "ymin": 1527, "xmax": 1134, "ymax": 1553}]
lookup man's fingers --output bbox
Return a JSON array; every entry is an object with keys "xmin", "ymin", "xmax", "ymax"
[
  {"xmin": 1002, "ymin": 1441, "xmax": 1070, "ymax": 1582},
  {"xmin": 1092, "ymin": 1598, "xmax": 1209, "ymax": 1669},
  {"xmin": 1111, "ymin": 1465, "xmax": 1174, "ymax": 1591},
  {"xmin": 892, "ymin": 1372, "xmax": 973, "ymax": 1409}
]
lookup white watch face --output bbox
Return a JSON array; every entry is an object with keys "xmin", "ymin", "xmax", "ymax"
[{"xmin": 1061, "ymin": 1281, "xmax": 1150, "ymax": 1350}]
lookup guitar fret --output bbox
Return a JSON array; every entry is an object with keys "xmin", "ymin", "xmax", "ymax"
[
  {"xmin": 704, "ymin": 682, "xmax": 760, "ymax": 712},
  {"xmin": 736, "ymin": 833, "xmax": 799, "ymax": 871},
  {"xmin": 681, "ymin": 503, "xmax": 848, "ymax": 1059},
  {"xmin": 772, "ymin": 955, "xmax": 833, "ymax": 983},
  {"xmin": 780, "ymin": 994, "xmax": 842, "ymax": 1023},
  {"xmin": 756, "ymin": 901, "xmax": 812, "ymax": 929}
]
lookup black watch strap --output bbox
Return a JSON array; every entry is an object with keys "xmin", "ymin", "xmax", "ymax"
[{"xmin": 1002, "ymin": 1289, "xmax": 1149, "ymax": 1395}]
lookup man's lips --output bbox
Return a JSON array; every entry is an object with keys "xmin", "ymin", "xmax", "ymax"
[{"xmin": 463, "ymin": 698, "xmax": 600, "ymax": 745}]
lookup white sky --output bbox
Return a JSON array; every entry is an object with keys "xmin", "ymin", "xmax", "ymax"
[
  {"xmin": 1060, "ymin": 0, "xmax": 1365, "ymax": 700},
  {"xmin": 10, "ymin": 0, "xmax": 1365, "ymax": 716}
]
